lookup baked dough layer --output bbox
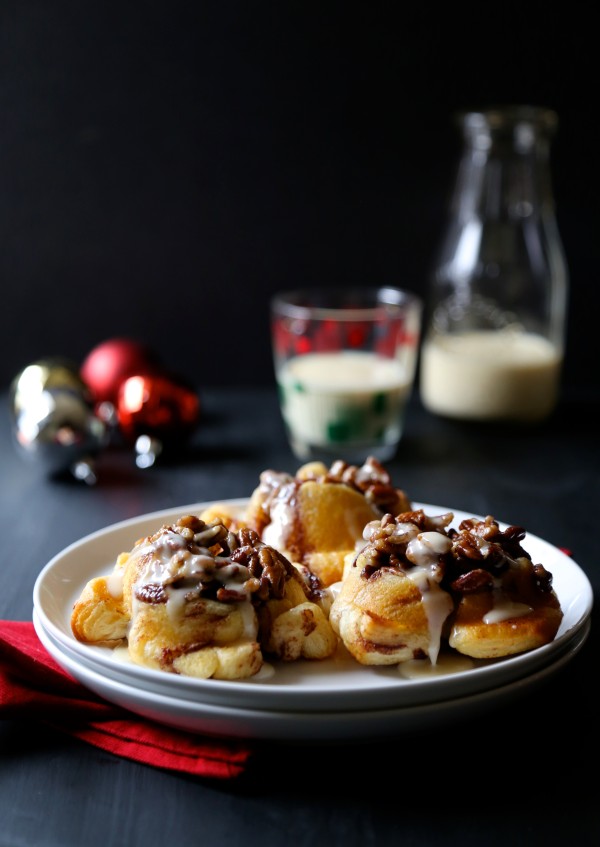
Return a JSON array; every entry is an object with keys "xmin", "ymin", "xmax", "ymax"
[
  {"xmin": 71, "ymin": 514, "xmax": 337, "ymax": 679},
  {"xmin": 330, "ymin": 510, "xmax": 564, "ymax": 664},
  {"xmin": 244, "ymin": 457, "xmax": 412, "ymax": 586}
]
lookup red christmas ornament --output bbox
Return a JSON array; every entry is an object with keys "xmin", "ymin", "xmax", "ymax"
[
  {"xmin": 116, "ymin": 373, "xmax": 200, "ymax": 444},
  {"xmin": 80, "ymin": 338, "xmax": 160, "ymax": 405}
]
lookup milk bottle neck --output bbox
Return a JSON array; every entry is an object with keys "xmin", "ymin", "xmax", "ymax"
[{"xmin": 452, "ymin": 106, "xmax": 558, "ymax": 221}]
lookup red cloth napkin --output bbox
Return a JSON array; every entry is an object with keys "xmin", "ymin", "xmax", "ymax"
[{"xmin": 0, "ymin": 621, "xmax": 254, "ymax": 779}]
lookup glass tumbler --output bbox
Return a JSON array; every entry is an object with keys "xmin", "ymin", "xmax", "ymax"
[{"xmin": 271, "ymin": 287, "xmax": 422, "ymax": 463}]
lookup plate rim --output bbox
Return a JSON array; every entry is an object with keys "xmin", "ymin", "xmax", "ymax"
[{"xmin": 33, "ymin": 608, "xmax": 591, "ymax": 741}]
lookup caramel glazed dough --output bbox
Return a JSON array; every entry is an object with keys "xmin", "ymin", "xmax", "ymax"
[
  {"xmin": 201, "ymin": 457, "xmax": 563, "ymax": 667},
  {"xmin": 71, "ymin": 515, "xmax": 338, "ymax": 680},
  {"xmin": 329, "ymin": 509, "xmax": 564, "ymax": 665},
  {"xmin": 72, "ymin": 457, "xmax": 564, "ymax": 679},
  {"xmin": 242, "ymin": 456, "xmax": 413, "ymax": 588}
]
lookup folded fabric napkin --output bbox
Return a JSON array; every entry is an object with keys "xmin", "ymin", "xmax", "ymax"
[{"xmin": 0, "ymin": 621, "xmax": 254, "ymax": 779}]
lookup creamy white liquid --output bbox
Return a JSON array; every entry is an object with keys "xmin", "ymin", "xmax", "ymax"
[
  {"xmin": 277, "ymin": 351, "xmax": 412, "ymax": 453},
  {"xmin": 420, "ymin": 330, "xmax": 562, "ymax": 421},
  {"xmin": 398, "ymin": 652, "xmax": 475, "ymax": 679}
]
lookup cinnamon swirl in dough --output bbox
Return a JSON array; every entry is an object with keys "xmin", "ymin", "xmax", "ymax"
[
  {"xmin": 244, "ymin": 457, "xmax": 411, "ymax": 587},
  {"xmin": 71, "ymin": 515, "xmax": 337, "ymax": 679},
  {"xmin": 329, "ymin": 510, "xmax": 563, "ymax": 665}
]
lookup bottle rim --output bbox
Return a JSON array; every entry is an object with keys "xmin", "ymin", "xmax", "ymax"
[
  {"xmin": 457, "ymin": 105, "xmax": 558, "ymax": 134},
  {"xmin": 271, "ymin": 287, "xmax": 423, "ymax": 321}
]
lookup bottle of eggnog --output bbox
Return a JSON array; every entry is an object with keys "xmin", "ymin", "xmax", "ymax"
[{"xmin": 420, "ymin": 105, "xmax": 569, "ymax": 422}]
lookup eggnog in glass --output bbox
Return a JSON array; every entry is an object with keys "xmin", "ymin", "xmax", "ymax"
[{"xmin": 271, "ymin": 288, "xmax": 422, "ymax": 462}]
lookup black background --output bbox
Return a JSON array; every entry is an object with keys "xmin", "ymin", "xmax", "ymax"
[{"xmin": 1, "ymin": 2, "xmax": 597, "ymax": 393}]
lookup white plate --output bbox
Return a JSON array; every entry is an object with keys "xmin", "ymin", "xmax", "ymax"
[
  {"xmin": 33, "ymin": 499, "xmax": 593, "ymax": 713},
  {"xmin": 33, "ymin": 610, "xmax": 591, "ymax": 741}
]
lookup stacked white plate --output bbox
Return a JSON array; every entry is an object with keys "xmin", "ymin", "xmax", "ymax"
[{"xmin": 33, "ymin": 500, "xmax": 593, "ymax": 742}]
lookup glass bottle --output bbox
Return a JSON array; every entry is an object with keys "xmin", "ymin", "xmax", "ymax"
[{"xmin": 419, "ymin": 105, "xmax": 569, "ymax": 422}]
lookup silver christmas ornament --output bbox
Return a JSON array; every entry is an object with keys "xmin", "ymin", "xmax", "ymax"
[{"xmin": 9, "ymin": 358, "xmax": 108, "ymax": 482}]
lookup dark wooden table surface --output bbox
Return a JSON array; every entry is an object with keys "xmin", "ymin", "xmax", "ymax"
[{"xmin": 1, "ymin": 385, "xmax": 598, "ymax": 847}]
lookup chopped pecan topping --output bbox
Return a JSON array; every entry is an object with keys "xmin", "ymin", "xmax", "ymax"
[
  {"xmin": 134, "ymin": 516, "xmax": 302, "ymax": 606},
  {"xmin": 229, "ymin": 530, "xmax": 295, "ymax": 601},
  {"xmin": 450, "ymin": 568, "xmax": 495, "ymax": 594},
  {"xmin": 354, "ymin": 512, "xmax": 555, "ymax": 601},
  {"xmin": 533, "ymin": 563, "xmax": 555, "ymax": 593},
  {"xmin": 135, "ymin": 582, "xmax": 168, "ymax": 604},
  {"xmin": 322, "ymin": 457, "xmax": 411, "ymax": 514}
]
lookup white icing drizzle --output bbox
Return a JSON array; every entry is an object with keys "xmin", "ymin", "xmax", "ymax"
[
  {"xmin": 111, "ymin": 645, "xmax": 134, "ymax": 664},
  {"xmin": 363, "ymin": 520, "xmax": 420, "ymax": 544},
  {"xmin": 484, "ymin": 580, "xmax": 532, "ymax": 624},
  {"xmin": 239, "ymin": 600, "xmax": 259, "ymax": 640},
  {"xmin": 134, "ymin": 530, "xmax": 188, "ymax": 562},
  {"xmin": 326, "ymin": 580, "xmax": 343, "ymax": 602},
  {"xmin": 164, "ymin": 584, "xmax": 188, "ymax": 620},
  {"xmin": 398, "ymin": 652, "xmax": 475, "ymax": 678},
  {"xmin": 353, "ymin": 456, "xmax": 390, "ymax": 487},
  {"xmin": 132, "ymin": 526, "xmax": 254, "ymax": 604},
  {"xmin": 409, "ymin": 531, "xmax": 453, "ymax": 559},
  {"xmin": 404, "ymin": 530, "xmax": 454, "ymax": 665},
  {"xmin": 106, "ymin": 569, "xmax": 124, "ymax": 598},
  {"xmin": 262, "ymin": 498, "xmax": 294, "ymax": 552},
  {"xmin": 251, "ymin": 662, "xmax": 275, "ymax": 681},
  {"xmin": 125, "ymin": 524, "xmax": 262, "ymax": 640}
]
